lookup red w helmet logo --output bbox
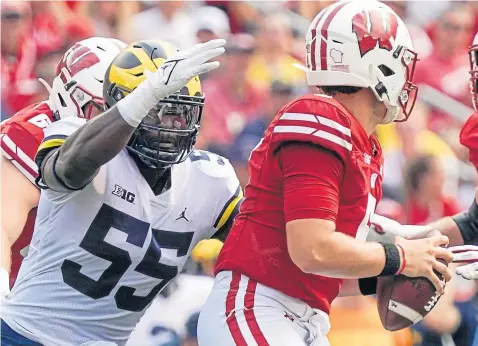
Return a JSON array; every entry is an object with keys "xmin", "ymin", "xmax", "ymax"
[
  {"xmin": 352, "ymin": 9, "xmax": 398, "ymax": 57},
  {"xmin": 56, "ymin": 43, "xmax": 100, "ymax": 77}
]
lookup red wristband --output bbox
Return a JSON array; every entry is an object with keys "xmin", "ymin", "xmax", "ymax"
[{"xmin": 395, "ymin": 244, "xmax": 406, "ymax": 275}]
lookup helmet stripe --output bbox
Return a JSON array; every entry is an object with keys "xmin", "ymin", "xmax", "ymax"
[
  {"xmin": 319, "ymin": 1, "xmax": 349, "ymax": 71},
  {"xmin": 309, "ymin": 8, "xmax": 327, "ymax": 71},
  {"xmin": 131, "ymin": 48, "xmax": 158, "ymax": 72}
]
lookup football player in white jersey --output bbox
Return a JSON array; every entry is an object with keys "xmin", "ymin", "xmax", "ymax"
[{"xmin": 1, "ymin": 39, "xmax": 239, "ymax": 346}]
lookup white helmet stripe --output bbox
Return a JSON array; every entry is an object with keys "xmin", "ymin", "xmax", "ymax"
[{"xmin": 309, "ymin": 8, "xmax": 327, "ymax": 71}]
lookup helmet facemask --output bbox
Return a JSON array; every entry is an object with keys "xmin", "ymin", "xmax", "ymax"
[
  {"xmin": 469, "ymin": 44, "xmax": 478, "ymax": 111},
  {"xmin": 370, "ymin": 46, "xmax": 418, "ymax": 124},
  {"xmin": 69, "ymin": 80, "xmax": 104, "ymax": 120},
  {"xmin": 126, "ymin": 92, "xmax": 204, "ymax": 169}
]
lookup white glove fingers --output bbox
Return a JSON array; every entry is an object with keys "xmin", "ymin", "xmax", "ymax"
[
  {"xmin": 452, "ymin": 251, "xmax": 478, "ymax": 263},
  {"xmin": 188, "ymin": 61, "xmax": 221, "ymax": 77},
  {"xmin": 456, "ymin": 262, "xmax": 478, "ymax": 280},
  {"xmin": 180, "ymin": 39, "xmax": 226, "ymax": 58},
  {"xmin": 449, "ymin": 245, "xmax": 478, "ymax": 253},
  {"xmin": 190, "ymin": 47, "xmax": 225, "ymax": 67},
  {"xmin": 194, "ymin": 39, "xmax": 227, "ymax": 53}
]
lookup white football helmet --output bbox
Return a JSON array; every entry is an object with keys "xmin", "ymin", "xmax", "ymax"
[
  {"xmin": 300, "ymin": 0, "xmax": 418, "ymax": 124},
  {"xmin": 469, "ymin": 32, "xmax": 478, "ymax": 111},
  {"xmin": 46, "ymin": 37, "xmax": 126, "ymax": 120}
]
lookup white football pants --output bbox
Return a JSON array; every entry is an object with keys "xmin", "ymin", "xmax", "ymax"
[{"xmin": 197, "ymin": 271, "xmax": 331, "ymax": 346}]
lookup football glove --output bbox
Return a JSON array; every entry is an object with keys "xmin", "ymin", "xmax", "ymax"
[
  {"xmin": 117, "ymin": 39, "xmax": 226, "ymax": 127},
  {"xmin": 449, "ymin": 245, "xmax": 478, "ymax": 280},
  {"xmin": 146, "ymin": 39, "xmax": 225, "ymax": 97},
  {"xmin": 367, "ymin": 214, "xmax": 435, "ymax": 243}
]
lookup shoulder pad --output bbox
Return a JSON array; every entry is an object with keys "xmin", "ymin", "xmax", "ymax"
[
  {"xmin": 0, "ymin": 102, "xmax": 55, "ymax": 183},
  {"xmin": 187, "ymin": 150, "xmax": 235, "ymax": 178},
  {"xmin": 269, "ymin": 94, "xmax": 353, "ymax": 162},
  {"xmin": 461, "ymin": 112, "xmax": 478, "ymax": 171}
]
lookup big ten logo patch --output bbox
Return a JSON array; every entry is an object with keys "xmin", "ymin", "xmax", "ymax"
[{"xmin": 112, "ymin": 184, "xmax": 135, "ymax": 204}]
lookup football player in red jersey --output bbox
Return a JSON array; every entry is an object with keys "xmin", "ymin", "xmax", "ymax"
[
  {"xmin": 197, "ymin": 1, "xmax": 454, "ymax": 345},
  {"xmin": 0, "ymin": 37, "xmax": 125, "ymax": 297}
]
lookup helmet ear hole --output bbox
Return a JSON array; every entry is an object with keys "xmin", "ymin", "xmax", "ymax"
[
  {"xmin": 378, "ymin": 65, "xmax": 395, "ymax": 77},
  {"xmin": 58, "ymin": 94, "xmax": 67, "ymax": 108}
]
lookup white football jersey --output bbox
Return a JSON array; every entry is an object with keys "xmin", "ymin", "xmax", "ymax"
[{"xmin": 2, "ymin": 118, "xmax": 242, "ymax": 346}]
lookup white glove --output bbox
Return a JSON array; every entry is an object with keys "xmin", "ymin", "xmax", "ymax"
[
  {"xmin": 450, "ymin": 245, "xmax": 478, "ymax": 280},
  {"xmin": 367, "ymin": 214, "xmax": 435, "ymax": 243},
  {"xmin": 0, "ymin": 268, "xmax": 10, "ymax": 300},
  {"xmin": 117, "ymin": 39, "xmax": 226, "ymax": 127}
]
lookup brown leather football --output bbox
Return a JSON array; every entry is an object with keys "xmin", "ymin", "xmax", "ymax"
[
  {"xmin": 376, "ymin": 273, "xmax": 444, "ymax": 331},
  {"xmin": 376, "ymin": 230, "xmax": 449, "ymax": 331}
]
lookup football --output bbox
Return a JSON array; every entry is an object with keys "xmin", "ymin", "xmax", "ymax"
[
  {"xmin": 376, "ymin": 261, "xmax": 447, "ymax": 331},
  {"xmin": 376, "ymin": 228, "xmax": 450, "ymax": 331}
]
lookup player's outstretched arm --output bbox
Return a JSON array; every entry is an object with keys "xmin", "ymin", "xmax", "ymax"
[
  {"xmin": 40, "ymin": 40, "xmax": 226, "ymax": 191},
  {"xmin": 368, "ymin": 207, "xmax": 478, "ymax": 280},
  {"xmin": 428, "ymin": 210, "xmax": 473, "ymax": 247},
  {"xmin": 369, "ymin": 193, "xmax": 478, "ymax": 248}
]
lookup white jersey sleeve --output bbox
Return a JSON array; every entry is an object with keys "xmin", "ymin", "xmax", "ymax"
[
  {"xmin": 36, "ymin": 116, "xmax": 86, "ymax": 159},
  {"xmin": 35, "ymin": 117, "xmax": 106, "ymax": 203}
]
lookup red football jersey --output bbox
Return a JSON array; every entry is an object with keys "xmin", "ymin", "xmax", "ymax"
[
  {"xmin": 0, "ymin": 101, "xmax": 54, "ymax": 286},
  {"xmin": 215, "ymin": 94, "xmax": 383, "ymax": 314},
  {"xmin": 460, "ymin": 112, "xmax": 478, "ymax": 171}
]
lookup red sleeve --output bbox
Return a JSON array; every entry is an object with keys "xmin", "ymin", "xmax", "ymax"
[
  {"xmin": 460, "ymin": 112, "xmax": 478, "ymax": 171},
  {"xmin": 0, "ymin": 103, "xmax": 52, "ymax": 184},
  {"xmin": 279, "ymin": 142, "xmax": 344, "ymax": 223},
  {"xmin": 1, "ymin": 122, "xmax": 41, "ymax": 183}
]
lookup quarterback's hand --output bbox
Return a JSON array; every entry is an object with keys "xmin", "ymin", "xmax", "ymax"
[
  {"xmin": 145, "ymin": 39, "xmax": 225, "ymax": 100},
  {"xmin": 395, "ymin": 235, "xmax": 454, "ymax": 294},
  {"xmin": 367, "ymin": 214, "xmax": 434, "ymax": 243},
  {"xmin": 450, "ymin": 245, "xmax": 478, "ymax": 280}
]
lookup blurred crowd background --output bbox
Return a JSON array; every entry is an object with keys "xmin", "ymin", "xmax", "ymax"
[{"xmin": 2, "ymin": 0, "xmax": 478, "ymax": 345}]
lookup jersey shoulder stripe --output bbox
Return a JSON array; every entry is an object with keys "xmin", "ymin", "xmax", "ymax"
[
  {"xmin": 37, "ymin": 134, "xmax": 68, "ymax": 152},
  {"xmin": 274, "ymin": 112, "xmax": 352, "ymax": 151},
  {"xmin": 35, "ymin": 134, "xmax": 68, "ymax": 172},
  {"xmin": 269, "ymin": 95, "xmax": 353, "ymax": 162},
  {"xmin": 213, "ymin": 185, "xmax": 243, "ymax": 230}
]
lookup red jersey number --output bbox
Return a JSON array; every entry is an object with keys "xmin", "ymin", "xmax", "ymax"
[{"xmin": 28, "ymin": 113, "xmax": 52, "ymax": 129}]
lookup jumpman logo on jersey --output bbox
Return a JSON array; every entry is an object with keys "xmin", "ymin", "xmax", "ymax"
[{"xmin": 175, "ymin": 207, "xmax": 190, "ymax": 222}]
